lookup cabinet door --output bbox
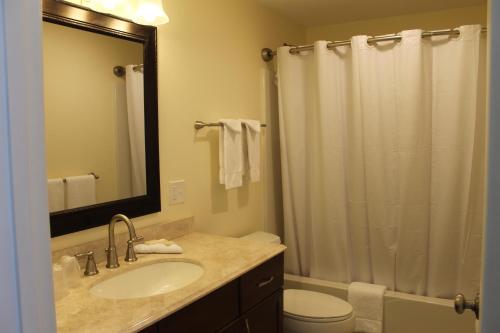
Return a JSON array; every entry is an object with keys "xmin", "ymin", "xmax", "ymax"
[
  {"xmin": 158, "ymin": 280, "xmax": 239, "ymax": 333},
  {"xmin": 245, "ymin": 290, "xmax": 283, "ymax": 333},
  {"xmin": 220, "ymin": 290, "xmax": 283, "ymax": 333},
  {"xmin": 139, "ymin": 324, "xmax": 158, "ymax": 333},
  {"xmin": 219, "ymin": 319, "xmax": 245, "ymax": 333}
]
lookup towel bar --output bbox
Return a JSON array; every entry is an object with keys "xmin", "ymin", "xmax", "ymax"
[
  {"xmin": 62, "ymin": 172, "xmax": 100, "ymax": 183},
  {"xmin": 194, "ymin": 121, "xmax": 267, "ymax": 130}
]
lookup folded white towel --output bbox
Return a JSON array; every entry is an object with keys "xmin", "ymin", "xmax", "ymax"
[
  {"xmin": 145, "ymin": 238, "xmax": 172, "ymax": 245},
  {"xmin": 348, "ymin": 282, "xmax": 386, "ymax": 333},
  {"xmin": 218, "ymin": 119, "xmax": 244, "ymax": 189},
  {"xmin": 48, "ymin": 178, "xmax": 65, "ymax": 212},
  {"xmin": 134, "ymin": 239, "xmax": 183, "ymax": 254},
  {"xmin": 240, "ymin": 119, "xmax": 261, "ymax": 182},
  {"xmin": 65, "ymin": 175, "xmax": 96, "ymax": 209}
]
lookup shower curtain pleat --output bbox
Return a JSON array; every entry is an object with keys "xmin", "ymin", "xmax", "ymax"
[{"xmin": 277, "ymin": 25, "xmax": 486, "ymax": 298}]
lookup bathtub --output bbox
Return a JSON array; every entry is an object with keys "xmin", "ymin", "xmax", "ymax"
[{"xmin": 284, "ymin": 274, "xmax": 477, "ymax": 333}]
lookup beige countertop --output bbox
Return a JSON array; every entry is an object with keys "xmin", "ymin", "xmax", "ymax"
[{"xmin": 55, "ymin": 232, "xmax": 286, "ymax": 333}]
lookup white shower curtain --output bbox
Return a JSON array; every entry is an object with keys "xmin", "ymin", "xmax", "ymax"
[
  {"xmin": 126, "ymin": 65, "xmax": 146, "ymax": 196},
  {"xmin": 277, "ymin": 25, "xmax": 486, "ymax": 298}
]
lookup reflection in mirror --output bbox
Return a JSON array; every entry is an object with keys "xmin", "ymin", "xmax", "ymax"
[{"xmin": 43, "ymin": 21, "xmax": 147, "ymax": 213}]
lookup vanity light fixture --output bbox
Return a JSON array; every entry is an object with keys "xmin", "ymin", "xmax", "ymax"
[
  {"xmin": 69, "ymin": 0, "xmax": 170, "ymax": 26},
  {"xmin": 88, "ymin": 0, "xmax": 125, "ymax": 13},
  {"xmin": 132, "ymin": 0, "xmax": 170, "ymax": 26}
]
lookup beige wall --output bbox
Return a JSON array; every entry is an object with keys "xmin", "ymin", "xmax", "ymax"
[
  {"xmin": 51, "ymin": 2, "xmax": 487, "ymax": 250},
  {"xmin": 151, "ymin": 0, "xmax": 305, "ymax": 236},
  {"xmin": 307, "ymin": 5, "xmax": 487, "ymax": 43},
  {"xmin": 43, "ymin": 22, "xmax": 143, "ymax": 204},
  {"xmin": 51, "ymin": 0, "xmax": 304, "ymax": 249}
]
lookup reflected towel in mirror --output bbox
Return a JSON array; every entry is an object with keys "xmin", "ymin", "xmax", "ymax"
[
  {"xmin": 48, "ymin": 178, "xmax": 65, "ymax": 212},
  {"xmin": 65, "ymin": 175, "xmax": 97, "ymax": 209}
]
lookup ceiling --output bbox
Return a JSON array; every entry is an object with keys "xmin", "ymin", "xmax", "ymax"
[{"xmin": 257, "ymin": 0, "xmax": 486, "ymax": 27}]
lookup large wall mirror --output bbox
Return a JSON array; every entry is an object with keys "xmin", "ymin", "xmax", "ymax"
[{"xmin": 43, "ymin": 0, "xmax": 160, "ymax": 237}]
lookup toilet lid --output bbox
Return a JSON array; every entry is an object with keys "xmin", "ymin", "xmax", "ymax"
[
  {"xmin": 240, "ymin": 231, "xmax": 281, "ymax": 244},
  {"xmin": 284, "ymin": 289, "xmax": 353, "ymax": 322}
]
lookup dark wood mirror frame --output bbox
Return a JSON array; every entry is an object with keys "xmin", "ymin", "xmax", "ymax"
[{"xmin": 43, "ymin": 0, "xmax": 161, "ymax": 237}]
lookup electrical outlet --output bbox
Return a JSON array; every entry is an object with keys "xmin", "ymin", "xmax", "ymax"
[{"xmin": 168, "ymin": 180, "xmax": 185, "ymax": 205}]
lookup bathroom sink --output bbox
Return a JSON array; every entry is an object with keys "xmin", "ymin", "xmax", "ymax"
[{"xmin": 90, "ymin": 261, "xmax": 204, "ymax": 300}]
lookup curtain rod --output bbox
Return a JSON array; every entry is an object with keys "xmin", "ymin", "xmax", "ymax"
[
  {"xmin": 261, "ymin": 27, "xmax": 487, "ymax": 62},
  {"xmin": 194, "ymin": 120, "xmax": 267, "ymax": 130}
]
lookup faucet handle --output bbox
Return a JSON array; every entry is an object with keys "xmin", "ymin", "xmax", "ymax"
[
  {"xmin": 75, "ymin": 251, "xmax": 99, "ymax": 276},
  {"xmin": 124, "ymin": 236, "xmax": 144, "ymax": 262}
]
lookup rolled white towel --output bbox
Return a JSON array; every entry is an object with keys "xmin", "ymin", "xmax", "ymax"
[
  {"xmin": 134, "ymin": 239, "xmax": 183, "ymax": 254},
  {"xmin": 145, "ymin": 238, "xmax": 172, "ymax": 245}
]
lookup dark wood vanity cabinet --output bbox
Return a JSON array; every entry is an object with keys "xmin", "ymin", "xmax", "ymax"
[
  {"xmin": 140, "ymin": 253, "xmax": 284, "ymax": 333},
  {"xmin": 219, "ymin": 291, "xmax": 283, "ymax": 333}
]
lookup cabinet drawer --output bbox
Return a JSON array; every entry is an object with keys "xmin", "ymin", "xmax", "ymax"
[
  {"xmin": 158, "ymin": 280, "xmax": 239, "ymax": 333},
  {"xmin": 240, "ymin": 254, "xmax": 284, "ymax": 312}
]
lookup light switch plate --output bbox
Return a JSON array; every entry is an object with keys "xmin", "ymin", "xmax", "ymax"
[{"xmin": 168, "ymin": 180, "xmax": 185, "ymax": 205}]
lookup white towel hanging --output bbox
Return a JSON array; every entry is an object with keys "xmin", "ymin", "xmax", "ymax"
[
  {"xmin": 241, "ymin": 119, "xmax": 261, "ymax": 182},
  {"xmin": 218, "ymin": 119, "xmax": 244, "ymax": 189},
  {"xmin": 348, "ymin": 282, "xmax": 386, "ymax": 333}
]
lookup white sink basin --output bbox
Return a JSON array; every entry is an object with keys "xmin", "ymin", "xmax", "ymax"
[{"xmin": 90, "ymin": 261, "xmax": 204, "ymax": 300}]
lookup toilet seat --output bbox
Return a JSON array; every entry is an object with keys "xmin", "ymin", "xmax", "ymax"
[{"xmin": 284, "ymin": 289, "xmax": 354, "ymax": 323}]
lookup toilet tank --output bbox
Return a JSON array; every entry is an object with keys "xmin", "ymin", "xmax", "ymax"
[{"xmin": 240, "ymin": 231, "xmax": 281, "ymax": 244}]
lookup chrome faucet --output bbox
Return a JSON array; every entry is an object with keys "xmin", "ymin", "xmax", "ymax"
[{"xmin": 106, "ymin": 214, "xmax": 143, "ymax": 268}]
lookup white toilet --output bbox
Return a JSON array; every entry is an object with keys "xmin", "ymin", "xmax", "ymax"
[
  {"xmin": 284, "ymin": 289, "xmax": 355, "ymax": 333},
  {"xmin": 241, "ymin": 232, "xmax": 355, "ymax": 333}
]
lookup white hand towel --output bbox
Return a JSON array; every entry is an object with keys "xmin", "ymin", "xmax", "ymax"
[
  {"xmin": 218, "ymin": 119, "xmax": 244, "ymax": 189},
  {"xmin": 48, "ymin": 178, "xmax": 65, "ymax": 212},
  {"xmin": 65, "ymin": 175, "xmax": 96, "ymax": 209},
  {"xmin": 144, "ymin": 238, "xmax": 173, "ymax": 245},
  {"xmin": 134, "ymin": 239, "xmax": 183, "ymax": 254},
  {"xmin": 348, "ymin": 282, "xmax": 386, "ymax": 333},
  {"xmin": 241, "ymin": 119, "xmax": 261, "ymax": 182}
]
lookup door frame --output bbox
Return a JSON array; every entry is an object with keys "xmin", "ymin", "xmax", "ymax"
[
  {"xmin": 481, "ymin": 1, "xmax": 500, "ymax": 332},
  {"xmin": 0, "ymin": 0, "xmax": 56, "ymax": 331}
]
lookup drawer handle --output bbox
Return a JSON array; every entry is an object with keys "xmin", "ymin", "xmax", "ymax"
[
  {"xmin": 258, "ymin": 276, "xmax": 275, "ymax": 288},
  {"xmin": 245, "ymin": 318, "xmax": 251, "ymax": 333}
]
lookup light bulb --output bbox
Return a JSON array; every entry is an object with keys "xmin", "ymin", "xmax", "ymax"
[
  {"xmin": 133, "ymin": 0, "xmax": 170, "ymax": 26},
  {"xmin": 114, "ymin": 0, "xmax": 136, "ymax": 18},
  {"xmin": 89, "ymin": 0, "xmax": 124, "ymax": 13}
]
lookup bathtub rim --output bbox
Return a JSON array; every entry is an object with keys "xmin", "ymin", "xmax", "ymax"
[{"xmin": 284, "ymin": 273, "xmax": 455, "ymax": 308}]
